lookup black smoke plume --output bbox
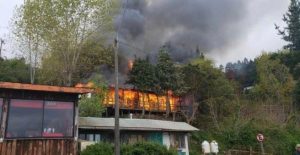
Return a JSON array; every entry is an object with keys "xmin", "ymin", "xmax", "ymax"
[{"xmin": 116, "ymin": 0, "xmax": 251, "ymax": 62}]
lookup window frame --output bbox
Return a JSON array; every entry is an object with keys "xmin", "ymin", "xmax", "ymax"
[
  {"xmin": 0, "ymin": 98, "xmax": 3, "ymax": 133},
  {"xmin": 5, "ymin": 98, "xmax": 75, "ymax": 139}
]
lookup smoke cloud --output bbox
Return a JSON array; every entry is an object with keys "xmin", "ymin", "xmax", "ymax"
[{"xmin": 116, "ymin": 0, "xmax": 252, "ymax": 62}]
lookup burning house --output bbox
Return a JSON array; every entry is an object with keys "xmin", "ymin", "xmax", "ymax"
[
  {"xmin": 104, "ymin": 87, "xmax": 180, "ymax": 113},
  {"xmin": 76, "ymin": 83, "xmax": 184, "ymax": 118}
]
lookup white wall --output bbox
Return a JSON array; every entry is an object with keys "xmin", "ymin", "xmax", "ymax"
[{"xmin": 162, "ymin": 132, "xmax": 170, "ymax": 149}]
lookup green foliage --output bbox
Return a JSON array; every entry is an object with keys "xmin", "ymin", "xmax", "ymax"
[
  {"xmin": 122, "ymin": 142, "xmax": 177, "ymax": 155},
  {"xmin": 191, "ymin": 122, "xmax": 300, "ymax": 155},
  {"xmin": 127, "ymin": 58, "xmax": 156, "ymax": 92},
  {"xmin": 79, "ymin": 75, "xmax": 107, "ymax": 117},
  {"xmin": 156, "ymin": 47, "xmax": 177, "ymax": 94},
  {"xmin": 81, "ymin": 143, "xmax": 113, "ymax": 155},
  {"xmin": 186, "ymin": 57, "xmax": 234, "ymax": 127},
  {"xmin": 250, "ymin": 54, "xmax": 294, "ymax": 104},
  {"xmin": 270, "ymin": 50, "xmax": 300, "ymax": 79},
  {"xmin": 0, "ymin": 58, "xmax": 30, "ymax": 83},
  {"xmin": 276, "ymin": 0, "xmax": 300, "ymax": 51},
  {"xmin": 80, "ymin": 142, "xmax": 177, "ymax": 155},
  {"xmin": 156, "ymin": 47, "xmax": 178, "ymax": 115},
  {"xmin": 294, "ymin": 80, "xmax": 300, "ymax": 108},
  {"xmin": 14, "ymin": 0, "xmax": 118, "ymax": 86}
]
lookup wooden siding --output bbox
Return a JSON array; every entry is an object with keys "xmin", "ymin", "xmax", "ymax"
[
  {"xmin": 0, "ymin": 82, "xmax": 92, "ymax": 94},
  {"xmin": 0, "ymin": 139, "xmax": 77, "ymax": 155}
]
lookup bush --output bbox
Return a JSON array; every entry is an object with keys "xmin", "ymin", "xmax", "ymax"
[
  {"xmin": 80, "ymin": 142, "xmax": 177, "ymax": 155},
  {"xmin": 190, "ymin": 122, "xmax": 300, "ymax": 155},
  {"xmin": 121, "ymin": 142, "xmax": 177, "ymax": 155},
  {"xmin": 81, "ymin": 142, "xmax": 113, "ymax": 155}
]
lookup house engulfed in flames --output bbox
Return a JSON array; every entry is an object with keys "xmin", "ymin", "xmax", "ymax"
[
  {"xmin": 76, "ymin": 83, "xmax": 181, "ymax": 114},
  {"xmin": 105, "ymin": 87, "xmax": 179, "ymax": 112}
]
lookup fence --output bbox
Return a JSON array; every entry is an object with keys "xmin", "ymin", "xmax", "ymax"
[
  {"xmin": 226, "ymin": 149, "xmax": 272, "ymax": 155},
  {"xmin": 0, "ymin": 139, "xmax": 77, "ymax": 155}
]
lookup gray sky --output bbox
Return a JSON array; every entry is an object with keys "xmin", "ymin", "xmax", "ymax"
[{"xmin": 0, "ymin": 0, "xmax": 290, "ymax": 64}]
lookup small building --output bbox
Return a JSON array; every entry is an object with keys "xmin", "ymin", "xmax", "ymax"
[
  {"xmin": 0, "ymin": 82, "xmax": 92, "ymax": 155},
  {"xmin": 79, "ymin": 117, "xmax": 199, "ymax": 155}
]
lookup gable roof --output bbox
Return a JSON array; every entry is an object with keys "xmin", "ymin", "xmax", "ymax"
[
  {"xmin": 0, "ymin": 82, "xmax": 93, "ymax": 94},
  {"xmin": 79, "ymin": 117, "xmax": 199, "ymax": 132}
]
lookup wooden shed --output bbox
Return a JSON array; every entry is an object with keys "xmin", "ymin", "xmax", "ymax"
[{"xmin": 0, "ymin": 82, "xmax": 92, "ymax": 155}]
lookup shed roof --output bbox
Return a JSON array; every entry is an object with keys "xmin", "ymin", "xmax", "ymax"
[
  {"xmin": 79, "ymin": 117, "xmax": 199, "ymax": 132},
  {"xmin": 0, "ymin": 82, "xmax": 92, "ymax": 94}
]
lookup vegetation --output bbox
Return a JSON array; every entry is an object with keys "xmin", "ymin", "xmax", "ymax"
[
  {"xmin": 13, "ymin": 0, "xmax": 118, "ymax": 86},
  {"xmin": 81, "ymin": 143, "xmax": 114, "ymax": 155},
  {"xmin": 127, "ymin": 58, "xmax": 156, "ymax": 116},
  {"xmin": 81, "ymin": 142, "xmax": 177, "ymax": 155},
  {"xmin": 79, "ymin": 75, "xmax": 107, "ymax": 117},
  {"xmin": 0, "ymin": 58, "xmax": 30, "ymax": 83}
]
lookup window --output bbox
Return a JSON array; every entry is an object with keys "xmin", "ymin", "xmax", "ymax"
[
  {"xmin": 86, "ymin": 134, "xmax": 94, "ymax": 141},
  {"xmin": 95, "ymin": 134, "xmax": 101, "ymax": 142},
  {"xmin": 6, "ymin": 99, "xmax": 43, "ymax": 138},
  {"xmin": 6, "ymin": 99, "xmax": 74, "ymax": 139},
  {"xmin": 78, "ymin": 133, "xmax": 105, "ymax": 142},
  {"xmin": 170, "ymin": 133, "xmax": 186, "ymax": 149},
  {"xmin": 43, "ymin": 101, "xmax": 74, "ymax": 138}
]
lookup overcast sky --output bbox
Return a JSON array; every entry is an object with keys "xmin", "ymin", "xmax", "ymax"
[{"xmin": 0, "ymin": 0, "xmax": 290, "ymax": 64}]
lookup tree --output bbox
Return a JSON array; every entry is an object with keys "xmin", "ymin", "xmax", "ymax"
[
  {"xmin": 127, "ymin": 58, "xmax": 156, "ymax": 116},
  {"xmin": 250, "ymin": 54, "xmax": 294, "ymax": 104},
  {"xmin": 0, "ymin": 58, "xmax": 31, "ymax": 83},
  {"xmin": 14, "ymin": 0, "xmax": 117, "ymax": 86},
  {"xmin": 155, "ymin": 47, "xmax": 177, "ymax": 116},
  {"xmin": 276, "ymin": 0, "xmax": 300, "ymax": 51},
  {"xmin": 13, "ymin": 0, "xmax": 46, "ymax": 83},
  {"xmin": 191, "ymin": 58, "xmax": 234, "ymax": 129},
  {"xmin": 79, "ymin": 75, "xmax": 107, "ymax": 117}
]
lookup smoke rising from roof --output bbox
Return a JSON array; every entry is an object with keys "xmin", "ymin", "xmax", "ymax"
[{"xmin": 116, "ymin": 0, "xmax": 252, "ymax": 62}]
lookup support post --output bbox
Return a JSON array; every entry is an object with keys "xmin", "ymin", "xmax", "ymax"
[
  {"xmin": 260, "ymin": 142, "xmax": 265, "ymax": 155},
  {"xmin": 114, "ymin": 38, "xmax": 120, "ymax": 155}
]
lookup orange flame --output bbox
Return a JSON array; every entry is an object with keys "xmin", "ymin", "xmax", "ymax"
[{"xmin": 104, "ymin": 88, "xmax": 179, "ymax": 112}]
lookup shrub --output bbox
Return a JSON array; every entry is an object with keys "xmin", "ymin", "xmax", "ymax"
[
  {"xmin": 81, "ymin": 142, "xmax": 113, "ymax": 155},
  {"xmin": 121, "ymin": 142, "xmax": 177, "ymax": 155},
  {"xmin": 80, "ymin": 142, "xmax": 177, "ymax": 155}
]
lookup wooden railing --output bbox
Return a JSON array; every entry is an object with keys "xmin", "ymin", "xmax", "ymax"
[{"xmin": 0, "ymin": 139, "xmax": 77, "ymax": 155}]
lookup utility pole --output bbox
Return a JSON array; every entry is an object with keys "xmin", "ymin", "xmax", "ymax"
[
  {"xmin": 114, "ymin": 0, "xmax": 127, "ymax": 154},
  {"xmin": 0, "ymin": 39, "xmax": 4, "ymax": 58},
  {"xmin": 114, "ymin": 36, "xmax": 120, "ymax": 155}
]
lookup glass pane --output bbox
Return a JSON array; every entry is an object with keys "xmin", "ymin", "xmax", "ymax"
[
  {"xmin": 79, "ymin": 134, "xmax": 86, "ymax": 140},
  {"xmin": 95, "ymin": 134, "xmax": 101, "ymax": 142},
  {"xmin": 178, "ymin": 134, "xmax": 186, "ymax": 149},
  {"xmin": 87, "ymin": 134, "xmax": 94, "ymax": 141},
  {"xmin": 6, "ymin": 99, "xmax": 43, "ymax": 138},
  {"xmin": 43, "ymin": 101, "xmax": 74, "ymax": 138}
]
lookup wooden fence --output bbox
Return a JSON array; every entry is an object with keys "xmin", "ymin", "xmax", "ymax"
[
  {"xmin": 0, "ymin": 139, "xmax": 77, "ymax": 155},
  {"xmin": 226, "ymin": 149, "xmax": 272, "ymax": 155}
]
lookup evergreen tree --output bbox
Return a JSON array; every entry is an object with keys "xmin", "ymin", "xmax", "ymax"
[
  {"xmin": 155, "ymin": 47, "xmax": 177, "ymax": 116},
  {"xmin": 276, "ymin": 0, "xmax": 300, "ymax": 51},
  {"xmin": 127, "ymin": 58, "xmax": 156, "ymax": 116}
]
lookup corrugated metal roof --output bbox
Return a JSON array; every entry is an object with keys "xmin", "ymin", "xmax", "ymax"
[
  {"xmin": 0, "ymin": 82, "xmax": 93, "ymax": 94},
  {"xmin": 79, "ymin": 117, "xmax": 199, "ymax": 132}
]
